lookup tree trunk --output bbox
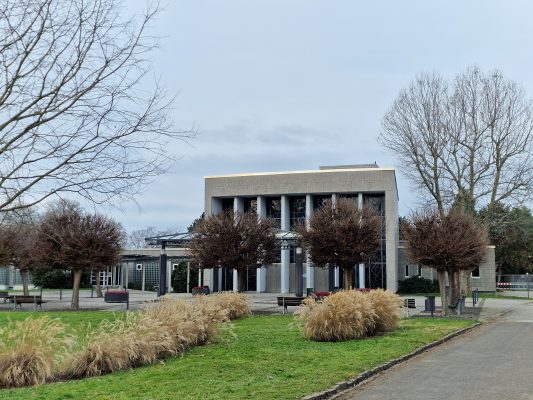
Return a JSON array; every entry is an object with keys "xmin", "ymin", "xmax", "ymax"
[
  {"xmin": 20, "ymin": 269, "xmax": 30, "ymax": 296},
  {"xmin": 342, "ymin": 267, "xmax": 353, "ymax": 290},
  {"xmin": 448, "ymin": 270, "xmax": 460, "ymax": 306},
  {"xmin": 95, "ymin": 270, "xmax": 103, "ymax": 298},
  {"xmin": 71, "ymin": 269, "xmax": 83, "ymax": 310},
  {"xmin": 459, "ymin": 269, "xmax": 470, "ymax": 297},
  {"xmin": 237, "ymin": 269, "xmax": 246, "ymax": 293},
  {"xmin": 438, "ymin": 269, "xmax": 448, "ymax": 316}
]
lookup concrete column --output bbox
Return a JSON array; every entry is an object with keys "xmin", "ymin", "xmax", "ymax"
[
  {"xmin": 334, "ymin": 266, "xmax": 340, "ymax": 288},
  {"xmin": 257, "ymin": 266, "xmax": 267, "ymax": 292},
  {"xmin": 256, "ymin": 195, "xmax": 267, "ymax": 293},
  {"xmin": 281, "ymin": 195, "xmax": 290, "ymax": 294},
  {"xmin": 167, "ymin": 260, "xmax": 172, "ymax": 293},
  {"xmin": 331, "ymin": 193, "xmax": 337, "ymax": 207},
  {"xmin": 218, "ymin": 268, "xmax": 223, "ymax": 292},
  {"xmin": 8, "ymin": 265, "xmax": 14, "ymax": 288},
  {"xmin": 211, "ymin": 198, "xmax": 222, "ymax": 215},
  {"xmin": 359, "ymin": 264, "xmax": 365, "ymax": 288},
  {"xmin": 357, "ymin": 192, "xmax": 364, "ymax": 290},
  {"xmin": 233, "ymin": 269, "xmax": 238, "ymax": 292},
  {"xmin": 233, "ymin": 197, "xmax": 244, "ymax": 292},
  {"xmin": 234, "ymin": 197, "xmax": 244, "ymax": 213},
  {"xmin": 186, "ymin": 262, "xmax": 191, "ymax": 294},
  {"xmin": 305, "ymin": 194, "xmax": 314, "ymax": 290}
]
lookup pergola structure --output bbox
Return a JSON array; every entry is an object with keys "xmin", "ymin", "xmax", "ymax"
[{"xmin": 145, "ymin": 230, "xmax": 300, "ymax": 296}]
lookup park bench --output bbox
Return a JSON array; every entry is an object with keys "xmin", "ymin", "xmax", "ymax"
[
  {"xmin": 0, "ymin": 291, "xmax": 9, "ymax": 303},
  {"xmin": 104, "ymin": 290, "xmax": 129, "ymax": 310},
  {"xmin": 277, "ymin": 296, "xmax": 306, "ymax": 314},
  {"xmin": 9, "ymin": 295, "xmax": 46, "ymax": 310}
]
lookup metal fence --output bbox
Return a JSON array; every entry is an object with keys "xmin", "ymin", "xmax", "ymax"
[{"xmin": 496, "ymin": 274, "xmax": 532, "ymax": 291}]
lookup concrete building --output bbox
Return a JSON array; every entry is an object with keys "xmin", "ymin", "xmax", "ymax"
[
  {"xmin": 202, "ymin": 165, "xmax": 399, "ymax": 293},
  {"xmin": 398, "ymin": 243, "xmax": 497, "ymax": 292}
]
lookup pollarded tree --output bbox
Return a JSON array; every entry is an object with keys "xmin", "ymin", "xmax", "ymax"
[
  {"xmin": 0, "ymin": 223, "xmax": 38, "ymax": 295},
  {"xmin": 0, "ymin": 0, "xmax": 193, "ymax": 213},
  {"xmin": 35, "ymin": 201, "xmax": 124, "ymax": 309},
  {"xmin": 189, "ymin": 210, "xmax": 277, "ymax": 293},
  {"xmin": 404, "ymin": 209, "xmax": 488, "ymax": 314},
  {"xmin": 296, "ymin": 198, "xmax": 381, "ymax": 290}
]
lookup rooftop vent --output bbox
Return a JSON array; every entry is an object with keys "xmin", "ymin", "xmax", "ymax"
[{"xmin": 318, "ymin": 163, "xmax": 379, "ymax": 170}]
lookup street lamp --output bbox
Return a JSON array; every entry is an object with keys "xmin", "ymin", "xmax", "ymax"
[{"xmin": 527, "ymin": 273, "xmax": 530, "ymax": 299}]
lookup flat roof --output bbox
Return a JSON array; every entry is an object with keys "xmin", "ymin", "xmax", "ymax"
[{"xmin": 205, "ymin": 167, "xmax": 395, "ymax": 179}]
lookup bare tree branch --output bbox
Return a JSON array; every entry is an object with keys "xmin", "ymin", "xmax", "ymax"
[{"xmin": 0, "ymin": 0, "xmax": 193, "ymax": 212}]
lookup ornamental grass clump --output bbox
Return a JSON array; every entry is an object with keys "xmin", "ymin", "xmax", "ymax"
[
  {"xmin": 366, "ymin": 289, "xmax": 404, "ymax": 335},
  {"xmin": 0, "ymin": 317, "xmax": 73, "ymax": 388},
  {"xmin": 67, "ymin": 297, "xmax": 231, "ymax": 378},
  {"xmin": 203, "ymin": 292, "xmax": 251, "ymax": 320},
  {"xmin": 294, "ymin": 290, "xmax": 377, "ymax": 342}
]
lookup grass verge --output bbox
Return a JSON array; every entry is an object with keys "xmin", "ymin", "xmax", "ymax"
[{"xmin": 1, "ymin": 313, "xmax": 474, "ymax": 400}]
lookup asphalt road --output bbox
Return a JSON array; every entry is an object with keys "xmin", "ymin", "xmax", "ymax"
[{"xmin": 337, "ymin": 301, "xmax": 533, "ymax": 400}]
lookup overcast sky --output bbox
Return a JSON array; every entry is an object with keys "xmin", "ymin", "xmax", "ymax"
[{"xmin": 106, "ymin": 0, "xmax": 533, "ymax": 233}]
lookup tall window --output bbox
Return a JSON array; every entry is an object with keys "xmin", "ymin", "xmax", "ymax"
[
  {"xmin": 243, "ymin": 198, "xmax": 257, "ymax": 214},
  {"xmin": 289, "ymin": 196, "xmax": 306, "ymax": 230},
  {"xmin": 418, "ymin": 265, "xmax": 422, "ymax": 277},
  {"xmin": 220, "ymin": 198, "xmax": 233, "ymax": 212},
  {"xmin": 266, "ymin": 197, "xmax": 281, "ymax": 229},
  {"xmin": 471, "ymin": 267, "xmax": 480, "ymax": 278},
  {"xmin": 405, "ymin": 265, "xmax": 409, "ymax": 278},
  {"xmin": 313, "ymin": 194, "xmax": 331, "ymax": 210}
]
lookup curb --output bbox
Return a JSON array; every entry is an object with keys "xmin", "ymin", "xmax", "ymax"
[{"xmin": 301, "ymin": 322, "xmax": 482, "ymax": 400}]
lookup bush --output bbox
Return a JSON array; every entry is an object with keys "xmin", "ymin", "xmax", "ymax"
[
  {"xmin": 66, "ymin": 297, "xmax": 231, "ymax": 378},
  {"xmin": 0, "ymin": 317, "xmax": 73, "ymax": 387},
  {"xmin": 294, "ymin": 290, "xmax": 377, "ymax": 342},
  {"xmin": 31, "ymin": 269, "xmax": 92, "ymax": 289},
  {"xmin": 171, "ymin": 262, "xmax": 199, "ymax": 293},
  {"xmin": 365, "ymin": 289, "xmax": 404, "ymax": 335},
  {"xmin": 398, "ymin": 276, "xmax": 439, "ymax": 294},
  {"xmin": 202, "ymin": 292, "xmax": 251, "ymax": 320}
]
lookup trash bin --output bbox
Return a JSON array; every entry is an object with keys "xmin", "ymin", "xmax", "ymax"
[{"xmin": 425, "ymin": 296, "xmax": 436, "ymax": 316}]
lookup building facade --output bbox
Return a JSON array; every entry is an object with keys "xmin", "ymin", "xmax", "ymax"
[{"xmin": 202, "ymin": 165, "xmax": 399, "ymax": 293}]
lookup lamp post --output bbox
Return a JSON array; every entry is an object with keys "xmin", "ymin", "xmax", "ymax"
[{"xmin": 527, "ymin": 272, "xmax": 530, "ymax": 299}]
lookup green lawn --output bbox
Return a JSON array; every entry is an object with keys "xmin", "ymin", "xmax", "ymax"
[{"xmin": 1, "ymin": 313, "xmax": 475, "ymax": 400}]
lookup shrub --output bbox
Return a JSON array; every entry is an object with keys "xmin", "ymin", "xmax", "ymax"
[
  {"xmin": 66, "ymin": 297, "xmax": 231, "ymax": 378},
  {"xmin": 398, "ymin": 276, "xmax": 439, "ymax": 294},
  {"xmin": 366, "ymin": 289, "xmax": 404, "ymax": 335},
  {"xmin": 294, "ymin": 290, "xmax": 377, "ymax": 342},
  {"xmin": 202, "ymin": 292, "xmax": 251, "ymax": 320},
  {"xmin": 0, "ymin": 317, "xmax": 73, "ymax": 388}
]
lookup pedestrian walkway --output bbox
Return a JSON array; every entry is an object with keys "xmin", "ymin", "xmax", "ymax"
[{"xmin": 335, "ymin": 298, "xmax": 533, "ymax": 400}]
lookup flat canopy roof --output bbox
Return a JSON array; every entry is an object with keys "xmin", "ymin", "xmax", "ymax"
[
  {"xmin": 204, "ymin": 166, "xmax": 395, "ymax": 179},
  {"xmin": 145, "ymin": 230, "xmax": 299, "ymax": 248}
]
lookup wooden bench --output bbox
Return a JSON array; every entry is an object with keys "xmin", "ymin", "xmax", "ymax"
[
  {"xmin": 9, "ymin": 295, "xmax": 46, "ymax": 310},
  {"xmin": 104, "ymin": 290, "xmax": 129, "ymax": 310},
  {"xmin": 277, "ymin": 296, "xmax": 305, "ymax": 314}
]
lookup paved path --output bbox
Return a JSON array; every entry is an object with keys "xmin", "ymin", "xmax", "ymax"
[{"xmin": 337, "ymin": 300, "xmax": 533, "ymax": 400}]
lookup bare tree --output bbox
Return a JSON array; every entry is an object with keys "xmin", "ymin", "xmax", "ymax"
[
  {"xmin": 127, "ymin": 226, "xmax": 179, "ymax": 248},
  {"xmin": 0, "ymin": 0, "xmax": 192, "ymax": 213},
  {"xmin": 381, "ymin": 67, "xmax": 533, "ymax": 215},
  {"xmin": 35, "ymin": 201, "xmax": 124, "ymax": 309},
  {"xmin": 296, "ymin": 199, "xmax": 381, "ymax": 290},
  {"xmin": 404, "ymin": 209, "xmax": 488, "ymax": 314},
  {"xmin": 0, "ymin": 223, "xmax": 38, "ymax": 295},
  {"xmin": 189, "ymin": 210, "xmax": 277, "ymax": 293}
]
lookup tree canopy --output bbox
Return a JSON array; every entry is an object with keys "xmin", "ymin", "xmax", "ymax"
[
  {"xmin": 381, "ymin": 66, "xmax": 533, "ymax": 214},
  {"xmin": 404, "ymin": 209, "xmax": 488, "ymax": 314},
  {"xmin": 189, "ymin": 210, "xmax": 277, "ymax": 292},
  {"xmin": 296, "ymin": 198, "xmax": 381, "ymax": 290}
]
